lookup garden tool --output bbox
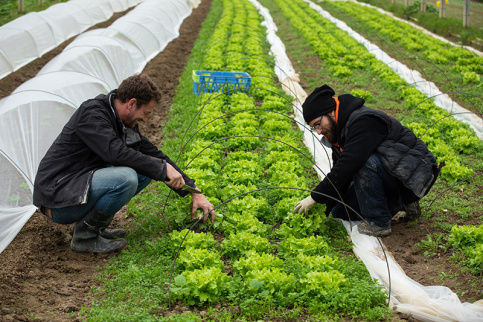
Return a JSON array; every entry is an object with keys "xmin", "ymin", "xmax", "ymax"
[{"xmin": 181, "ymin": 183, "xmax": 202, "ymax": 194}]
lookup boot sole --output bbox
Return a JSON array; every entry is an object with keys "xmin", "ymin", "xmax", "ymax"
[
  {"xmin": 71, "ymin": 239, "xmax": 128, "ymax": 253},
  {"xmin": 358, "ymin": 225, "xmax": 392, "ymax": 237}
]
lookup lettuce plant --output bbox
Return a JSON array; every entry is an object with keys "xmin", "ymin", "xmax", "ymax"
[{"xmin": 171, "ymin": 267, "xmax": 232, "ymax": 305}]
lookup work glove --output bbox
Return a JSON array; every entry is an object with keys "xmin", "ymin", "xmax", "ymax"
[{"xmin": 293, "ymin": 195, "xmax": 316, "ymax": 215}]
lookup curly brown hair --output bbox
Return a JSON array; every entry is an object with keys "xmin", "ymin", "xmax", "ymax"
[{"xmin": 116, "ymin": 74, "xmax": 162, "ymax": 107}]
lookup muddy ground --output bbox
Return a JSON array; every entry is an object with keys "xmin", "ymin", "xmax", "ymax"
[{"xmin": 0, "ymin": 0, "xmax": 481, "ymax": 321}]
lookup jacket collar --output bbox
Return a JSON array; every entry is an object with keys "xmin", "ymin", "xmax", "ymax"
[{"xmin": 335, "ymin": 94, "xmax": 365, "ymax": 144}]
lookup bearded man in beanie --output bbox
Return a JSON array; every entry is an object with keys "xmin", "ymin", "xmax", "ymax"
[{"xmin": 293, "ymin": 84, "xmax": 440, "ymax": 237}]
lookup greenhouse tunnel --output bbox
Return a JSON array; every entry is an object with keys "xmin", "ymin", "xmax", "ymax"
[{"xmin": 0, "ymin": 0, "xmax": 141, "ymax": 80}]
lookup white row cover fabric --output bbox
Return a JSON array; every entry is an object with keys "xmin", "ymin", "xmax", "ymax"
[
  {"xmin": 0, "ymin": 206, "xmax": 38, "ymax": 260},
  {"xmin": 38, "ymin": 0, "xmax": 192, "ymax": 87},
  {"xmin": 248, "ymin": 0, "xmax": 483, "ymax": 320},
  {"xmin": 0, "ymin": 0, "xmax": 142, "ymax": 81},
  {"xmin": 0, "ymin": 0, "xmax": 194, "ymax": 253},
  {"xmin": 345, "ymin": 220, "xmax": 483, "ymax": 321},
  {"xmin": 38, "ymin": 37, "xmax": 137, "ymax": 89}
]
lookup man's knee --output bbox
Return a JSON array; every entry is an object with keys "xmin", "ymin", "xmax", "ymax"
[
  {"xmin": 360, "ymin": 154, "xmax": 383, "ymax": 173},
  {"xmin": 116, "ymin": 167, "xmax": 138, "ymax": 182},
  {"xmin": 115, "ymin": 167, "xmax": 139, "ymax": 195}
]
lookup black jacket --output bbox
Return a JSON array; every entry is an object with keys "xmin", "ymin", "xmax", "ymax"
[
  {"xmin": 33, "ymin": 91, "xmax": 193, "ymax": 209},
  {"xmin": 311, "ymin": 94, "xmax": 438, "ymax": 206}
]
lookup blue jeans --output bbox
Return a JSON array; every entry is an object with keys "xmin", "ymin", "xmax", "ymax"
[
  {"xmin": 51, "ymin": 167, "xmax": 151, "ymax": 224},
  {"xmin": 331, "ymin": 154, "xmax": 403, "ymax": 228}
]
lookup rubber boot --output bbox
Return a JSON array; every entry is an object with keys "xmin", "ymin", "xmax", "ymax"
[
  {"xmin": 403, "ymin": 200, "xmax": 421, "ymax": 221},
  {"xmin": 71, "ymin": 208, "xmax": 127, "ymax": 253},
  {"xmin": 71, "ymin": 226, "xmax": 127, "ymax": 239},
  {"xmin": 100, "ymin": 227, "xmax": 127, "ymax": 239}
]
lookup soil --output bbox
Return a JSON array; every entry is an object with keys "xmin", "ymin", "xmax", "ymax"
[
  {"xmin": 382, "ymin": 218, "xmax": 481, "ymax": 298},
  {"xmin": 0, "ymin": 1, "xmax": 481, "ymax": 321}
]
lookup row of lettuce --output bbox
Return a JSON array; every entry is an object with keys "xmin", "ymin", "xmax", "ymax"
[
  {"xmin": 264, "ymin": 0, "xmax": 482, "ymax": 279},
  {"xmin": 321, "ymin": 1, "xmax": 482, "ymax": 90},
  {"xmin": 85, "ymin": 0, "xmax": 480, "ymax": 319},
  {"xmin": 165, "ymin": 0, "xmax": 482, "ymax": 310},
  {"xmin": 448, "ymin": 224, "xmax": 483, "ymax": 275},
  {"xmin": 160, "ymin": 0, "xmax": 391, "ymax": 319}
]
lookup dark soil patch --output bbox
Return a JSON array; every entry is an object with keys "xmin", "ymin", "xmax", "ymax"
[
  {"xmin": 0, "ymin": 1, "xmax": 212, "ymax": 321},
  {"xmin": 382, "ymin": 220, "xmax": 478, "ymax": 295}
]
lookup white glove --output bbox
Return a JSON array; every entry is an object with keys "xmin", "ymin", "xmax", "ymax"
[{"xmin": 293, "ymin": 195, "xmax": 316, "ymax": 215}]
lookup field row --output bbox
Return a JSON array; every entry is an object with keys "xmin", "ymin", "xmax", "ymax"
[{"xmin": 83, "ymin": 0, "xmax": 482, "ymax": 320}]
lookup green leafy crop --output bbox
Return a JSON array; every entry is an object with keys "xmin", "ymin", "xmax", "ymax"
[
  {"xmin": 448, "ymin": 224, "xmax": 483, "ymax": 274},
  {"xmin": 278, "ymin": 235, "xmax": 330, "ymax": 258},
  {"xmin": 232, "ymin": 253, "xmax": 284, "ymax": 276},
  {"xmin": 171, "ymin": 267, "xmax": 232, "ymax": 305},
  {"xmin": 177, "ymin": 247, "xmax": 224, "ymax": 271},
  {"xmin": 169, "ymin": 229, "xmax": 217, "ymax": 251},
  {"xmin": 221, "ymin": 231, "xmax": 273, "ymax": 258}
]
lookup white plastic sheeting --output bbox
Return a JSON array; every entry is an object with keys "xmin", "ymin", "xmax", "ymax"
[
  {"xmin": 248, "ymin": 0, "xmax": 483, "ymax": 320},
  {"xmin": 345, "ymin": 221, "xmax": 483, "ymax": 321},
  {"xmin": 0, "ymin": 0, "xmax": 141, "ymax": 81},
  {"xmin": 0, "ymin": 90, "xmax": 81, "ymax": 251},
  {"xmin": 38, "ymin": 37, "xmax": 138, "ymax": 89},
  {"xmin": 108, "ymin": 0, "xmax": 189, "ymax": 61},
  {"xmin": 0, "ymin": 0, "xmax": 194, "ymax": 254},
  {"xmin": 38, "ymin": 0, "xmax": 193, "ymax": 86},
  {"xmin": 0, "ymin": 206, "xmax": 38, "ymax": 258}
]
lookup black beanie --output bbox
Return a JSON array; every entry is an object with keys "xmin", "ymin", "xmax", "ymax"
[{"xmin": 302, "ymin": 84, "xmax": 336, "ymax": 124}]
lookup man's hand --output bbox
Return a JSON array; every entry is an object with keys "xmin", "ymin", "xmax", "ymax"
[
  {"xmin": 293, "ymin": 195, "xmax": 316, "ymax": 215},
  {"xmin": 191, "ymin": 190, "xmax": 215, "ymax": 223},
  {"xmin": 164, "ymin": 163, "xmax": 185, "ymax": 190}
]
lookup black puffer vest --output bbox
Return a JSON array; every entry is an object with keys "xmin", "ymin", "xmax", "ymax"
[{"xmin": 343, "ymin": 106, "xmax": 438, "ymax": 198}]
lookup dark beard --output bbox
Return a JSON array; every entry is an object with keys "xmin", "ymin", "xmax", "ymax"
[{"xmin": 324, "ymin": 115, "xmax": 337, "ymax": 144}]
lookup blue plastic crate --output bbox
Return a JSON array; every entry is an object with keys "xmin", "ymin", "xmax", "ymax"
[{"xmin": 192, "ymin": 70, "xmax": 251, "ymax": 95}]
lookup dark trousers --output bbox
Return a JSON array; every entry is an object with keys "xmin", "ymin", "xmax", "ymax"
[{"xmin": 331, "ymin": 154, "xmax": 409, "ymax": 228}]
